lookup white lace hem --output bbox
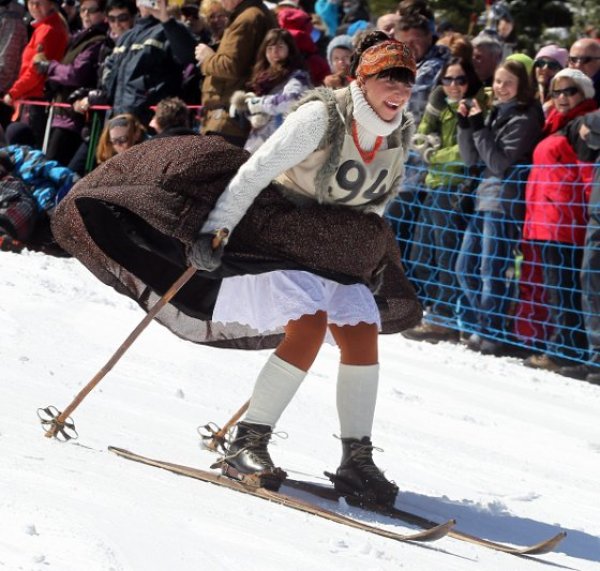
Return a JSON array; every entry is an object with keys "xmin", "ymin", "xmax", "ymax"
[{"xmin": 212, "ymin": 270, "xmax": 381, "ymax": 345}]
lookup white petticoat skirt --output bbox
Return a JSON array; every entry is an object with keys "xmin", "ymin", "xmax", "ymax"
[{"xmin": 212, "ymin": 270, "xmax": 381, "ymax": 345}]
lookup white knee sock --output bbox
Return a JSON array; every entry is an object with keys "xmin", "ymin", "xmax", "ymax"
[
  {"xmin": 336, "ymin": 363, "xmax": 379, "ymax": 439},
  {"xmin": 244, "ymin": 354, "xmax": 306, "ymax": 428}
]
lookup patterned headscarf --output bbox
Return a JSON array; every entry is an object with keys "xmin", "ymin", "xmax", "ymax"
[{"xmin": 355, "ymin": 40, "xmax": 416, "ymax": 85}]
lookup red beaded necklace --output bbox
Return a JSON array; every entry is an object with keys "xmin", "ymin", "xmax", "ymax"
[{"xmin": 351, "ymin": 120, "xmax": 383, "ymax": 164}]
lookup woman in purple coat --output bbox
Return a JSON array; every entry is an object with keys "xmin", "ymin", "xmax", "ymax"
[{"xmin": 35, "ymin": 0, "xmax": 109, "ymax": 166}]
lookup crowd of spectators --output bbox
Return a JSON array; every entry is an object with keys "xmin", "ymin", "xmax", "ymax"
[{"xmin": 1, "ymin": 0, "xmax": 600, "ymax": 381}]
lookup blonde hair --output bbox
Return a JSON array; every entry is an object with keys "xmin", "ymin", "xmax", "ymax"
[{"xmin": 199, "ymin": 0, "xmax": 224, "ymax": 19}]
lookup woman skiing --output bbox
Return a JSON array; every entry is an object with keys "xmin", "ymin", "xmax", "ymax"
[
  {"xmin": 52, "ymin": 31, "xmax": 421, "ymax": 506},
  {"xmin": 189, "ymin": 31, "xmax": 418, "ymax": 504}
]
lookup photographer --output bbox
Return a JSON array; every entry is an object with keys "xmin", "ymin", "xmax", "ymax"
[
  {"xmin": 403, "ymin": 56, "xmax": 486, "ymax": 344},
  {"xmin": 456, "ymin": 59, "xmax": 543, "ymax": 355}
]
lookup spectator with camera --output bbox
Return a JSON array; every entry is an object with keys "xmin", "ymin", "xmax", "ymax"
[
  {"xmin": 34, "ymin": 0, "xmax": 110, "ymax": 167},
  {"xmin": 456, "ymin": 59, "xmax": 543, "ymax": 356},
  {"xmin": 403, "ymin": 56, "xmax": 485, "ymax": 344}
]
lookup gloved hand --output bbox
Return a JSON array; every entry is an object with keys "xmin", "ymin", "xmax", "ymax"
[
  {"xmin": 245, "ymin": 94, "xmax": 263, "ymax": 115},
  {"xmin": 411, "ymin": 133, "xmax": 441, "ymax": 163},
  {"xmin": 32, "ymin": 50, "xmax": 48, "ymax": 64},
  {"xmin": 33, "ymin": 59, "xmax": 50, "ymax": 75},
  {"xmin": 187, "ymin": 230, "xmax": 229, "ymax": 272},
  {"xmin": 229, "ymin": 90, "xmax": 248, "ymax": 118}
]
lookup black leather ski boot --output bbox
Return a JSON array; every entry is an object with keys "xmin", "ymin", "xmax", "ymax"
[
  {"xmin": 221, "ymin": 421, "xmax": 287, "ymax": 490},
  {"xmin": 327, "ymin": 437, "xmax": 398, "ymax": 506}
]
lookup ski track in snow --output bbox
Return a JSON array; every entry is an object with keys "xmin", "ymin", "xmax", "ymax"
[{"xmin": 1, "ymin": 250, "xmax": 600, "ymax": 570}]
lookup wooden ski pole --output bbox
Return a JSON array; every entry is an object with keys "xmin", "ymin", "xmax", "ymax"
[
  {"xmin": 204, "ymin": 399, "xmax": 250, "ymax": 451},
  {"xmin": 43, "ymin": 265, "xmax": 197, "ymax": 439}
]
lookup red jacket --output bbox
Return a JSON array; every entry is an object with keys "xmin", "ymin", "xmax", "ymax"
[
  {"xmin": 523, "ymin": 99, "xmax": 597, "ymax": 245},
  {"xmin": 8, "ymin": 11, "xmax": 68, "ymax": 101}
]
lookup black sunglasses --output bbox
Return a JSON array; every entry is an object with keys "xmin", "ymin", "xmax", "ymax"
[
  {"xmin": 550, "ymin": 86, "xmax": 580, "ymax": 98},
  {"xmin": 568, "ymin": 56, "xmax": 600, "ymax": 65},
  {"xmin": 534, "ymin": 59, "xmax": 562, "ymax": 71},
  {"xmin": 441, "ymin": 75, "xmax": 467, "ymax": 86},
  {"xmin": 108, "ymin": 12, "xmax": 131, "ymax": 22}
]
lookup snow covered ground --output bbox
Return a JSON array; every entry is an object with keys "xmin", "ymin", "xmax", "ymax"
[{"xmin": 1, "ymin": 250, "xmax": 599, "ymax": 571}]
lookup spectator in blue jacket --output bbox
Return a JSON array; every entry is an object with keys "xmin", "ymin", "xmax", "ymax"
[{"xmin": 2, "ymin": 143, "xmax": 79, "ymax": 212}]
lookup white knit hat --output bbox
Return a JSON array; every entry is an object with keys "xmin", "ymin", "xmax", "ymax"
[{"xmin": 551, "ymin": 68, "xmax": 595, "ymax": 100}]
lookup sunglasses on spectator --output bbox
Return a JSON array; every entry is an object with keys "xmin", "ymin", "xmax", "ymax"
[
  {"xmin": 568, "ymin": 56, "xmax": 600, "ymax": 65},
  {"xmin": 110, "ymin": 135, "xmax": 129, "ymax": 145},
  {"xmin": 441, "ymin": 75, "xmax": 467, "ymax": 86},
  {"xmin": 550, "ymin": 86, "xmax": 580, "ymax": 98},
  {"xmin": 80, "ymin": 5, "xmax": 101, "ymax": 13},
  {"xmin": 108, "ymin": 13, "xmax": 131, "ymax": 21},
  {"xmin": 534, "ymin": 59, "xmax": 562, "ymax": 70}
]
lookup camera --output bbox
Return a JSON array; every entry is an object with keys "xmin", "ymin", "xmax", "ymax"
[
  {"xmin": 463, "ymin": 98, "xmax": 474, "ymax": 110},
  {"xmin": 138, "ymin": 0, "xmax": 158, "ymax": 9}
]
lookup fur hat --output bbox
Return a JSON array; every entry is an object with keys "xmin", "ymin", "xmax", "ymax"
[
  {"xmin": 534, "ymin": 44, "xmax": 568, "ymax": 69},
  {"xmin": 551, "ymin": 68, "xmax": 595, "ymax": 100}
]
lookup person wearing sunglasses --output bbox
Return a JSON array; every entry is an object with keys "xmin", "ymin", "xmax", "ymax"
[
  {"xmin": 106, "ymin": 0, "xmax": 135, "ymax": 41},
  {"xmin": 554, "ymin": 108, "xmax": 600, "ymax": 383},
  {"xmin": 521, "ymin": 68, "xmax": 597, "ymax": 373},
  {"xmin": 403, "ymin": 56, "xmax": 486, "ymax": 344},
  {"xmin": 568, "ymin": 38, "xmax": 600, "ymax": 105},
  {"xmin": 95, "ymin": 113, "xmax": 146, "ymax": 163},
  {"xmin": 532, "ymin": 44, "xmax": 568, "ymax": 115}
]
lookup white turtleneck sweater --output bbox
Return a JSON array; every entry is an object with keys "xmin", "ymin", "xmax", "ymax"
[{"xmin": 201, "ymin": 82, "xmax": 405, "ymax": 236}]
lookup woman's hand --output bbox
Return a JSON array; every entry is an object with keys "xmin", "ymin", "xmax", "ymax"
[
  {"xmin": 73, "ymin": 97, "xmax": 89, "ymax": 114},
  {"xmin": 195, "ymin": 43, "xmax": 215, "ymax": 65},
  {"xmin": 468, "ymin": 98, "xmax": 482, "ymax": 116},
  {"xmin": 459, "ymin": 98, "xmax": 482, "ymax": 117},
  {"xmin": 579, "ymin": 123, "xmax": 591, "ymax": 141}
]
